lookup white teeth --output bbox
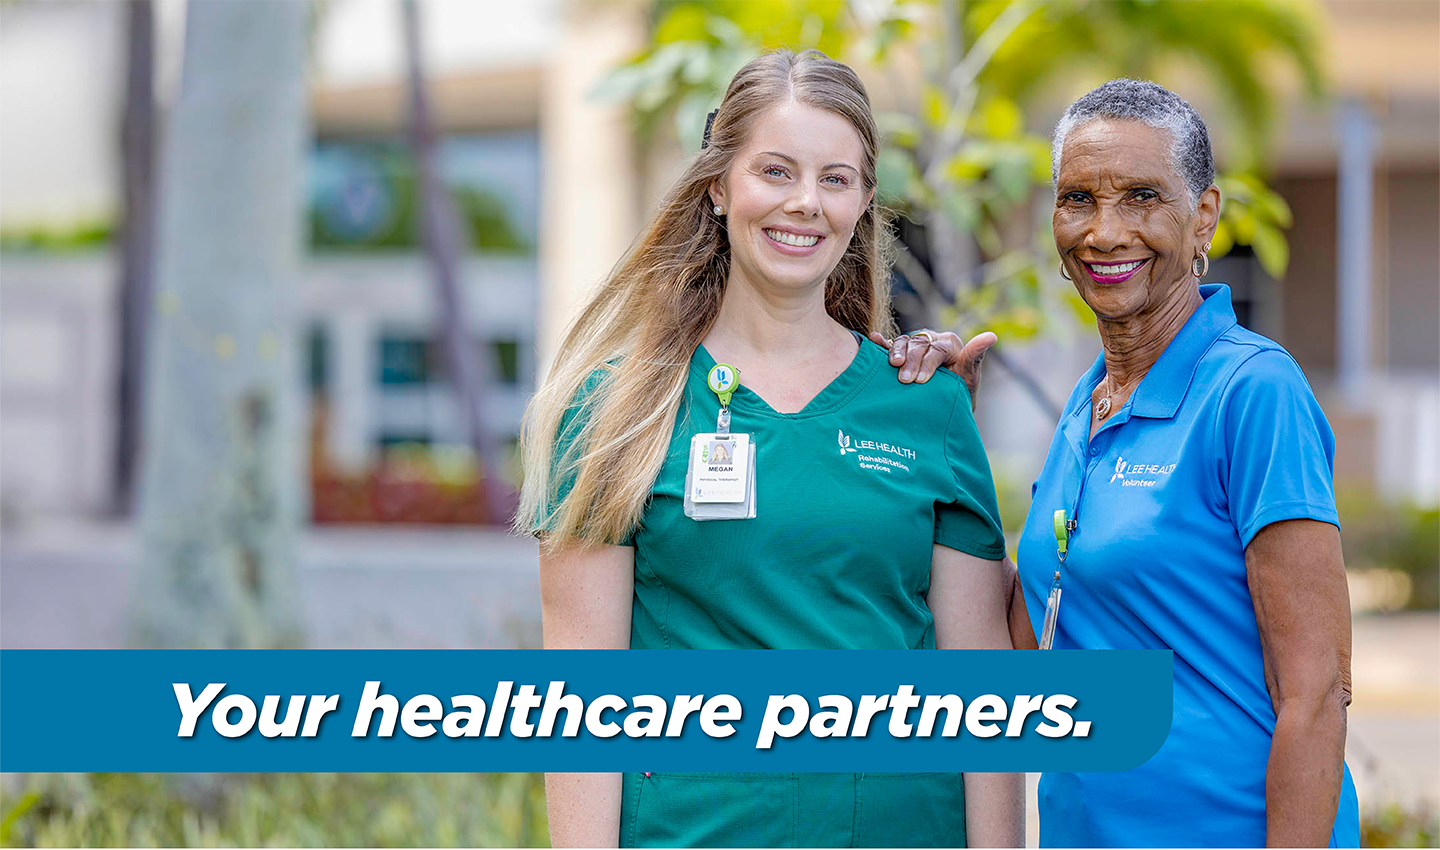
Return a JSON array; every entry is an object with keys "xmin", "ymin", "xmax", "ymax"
[
  {"xmin": 765, "ymin": 229, "xmax": 820, "ymax": 248},
  {"xmin": 1088, "ymin": 260, "xmax": 1144, "ymax": 274}
]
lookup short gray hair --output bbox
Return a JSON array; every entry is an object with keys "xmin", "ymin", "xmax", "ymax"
[{"xmin": 1051, "ymin": 79, "xmax": 1215, "ymax": 208}]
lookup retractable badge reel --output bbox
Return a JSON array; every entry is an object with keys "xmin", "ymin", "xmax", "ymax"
[
  {"xmin": 1039, "ymin": 509, "xmax": 1070, "ymax": 650},
  {"xmin": 684, "ymin": 363, "xmax": 757, "ymax": 520}
]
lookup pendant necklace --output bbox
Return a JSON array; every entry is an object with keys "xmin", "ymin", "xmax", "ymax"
[{"xmin": 1094, "ymin": 373, "xmax": 1141, "ymax": 420}]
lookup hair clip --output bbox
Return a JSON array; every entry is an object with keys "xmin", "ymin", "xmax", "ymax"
[{"xmin": 701, "ymin": 109, "xmax": 719, "ymax": 150}]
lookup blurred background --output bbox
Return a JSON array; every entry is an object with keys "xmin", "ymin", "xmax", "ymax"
[{"xmin": 0, "ymin": 0, "xmax": 1435, "ymax": 845}]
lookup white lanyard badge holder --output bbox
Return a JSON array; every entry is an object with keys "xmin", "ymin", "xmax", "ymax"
[{"xmin": 684, "ymin": 363, "xmax": 757, "ymax": 521}]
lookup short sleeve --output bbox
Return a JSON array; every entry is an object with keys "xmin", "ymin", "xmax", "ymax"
[
  {"xmin": 538, "ymin": 368, "xmax": 635, "ymax": 546},
  {"xmin": 936, "ymin": 380, "xmax": 1007, "ymax": 559},
  {"xmin": 1217, "ymin": 349, "xmax": 1339, "ymax": 548}
]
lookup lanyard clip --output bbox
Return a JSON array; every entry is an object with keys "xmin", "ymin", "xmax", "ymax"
[
  {"xmin": 1053, "ymin": 509, "xmax": 1070, "ymax": 559},
  {"xmin": 708, "ymin": 363, "xmax": 739, "ymax": 435}
]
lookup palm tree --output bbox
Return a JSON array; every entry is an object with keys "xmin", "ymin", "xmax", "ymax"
[
  {"xmin": 131, "ymin": 0, "xmax": 309, "ymax": 648},
  {"xmin": 114, "ymin": 0, "xmax": 156, "ymax": 516},
  {"xmin": 399, "ymin": 0, "xmax": 511, "ymax": 524}
]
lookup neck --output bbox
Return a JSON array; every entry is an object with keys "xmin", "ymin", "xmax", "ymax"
[
  {"xmin": 705, "ymin": 268, "xmax": 847, "ymax": 359},
  {"xmin": 1097, "ymin": 283, "xmax": 1203, "ymax": 386}
]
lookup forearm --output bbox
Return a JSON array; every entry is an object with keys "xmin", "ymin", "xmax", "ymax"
[
  {"xmin": 962, "ymin": 771, "xmax": 1025, "ymax": 847},
  {"xmin": 545, "ymin": 771, "xmax": 622, "ymax": 847},
  {"xmin": 1005, "ymin": 558, "xmax": 1038, "ymax": 650},
  {"xmin": 1265, "ymin": 697, "xmax": 1348, "ymax": 846}
]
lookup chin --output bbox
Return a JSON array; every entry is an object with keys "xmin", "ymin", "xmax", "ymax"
[
  {"xmin": 757, "ymin": 258, "xmax": 835, "ymax": 291},
  {"xmin": 1081, "ymin": 288, "xmax": 1145, "ymax": 321}
]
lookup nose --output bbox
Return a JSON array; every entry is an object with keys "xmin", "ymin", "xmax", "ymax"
[
  {"xmin": 783, "ymin": 178, "xmax": 821, "ymax": 218},
  {"xmin": 1084, "ymin": 200, "xmax": 1130, "ymax": 253}
]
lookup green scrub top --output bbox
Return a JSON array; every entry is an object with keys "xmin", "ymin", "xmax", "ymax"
[{"xmin": 552, "ymin": 335, "xmax": 1005, "ymax": 847}]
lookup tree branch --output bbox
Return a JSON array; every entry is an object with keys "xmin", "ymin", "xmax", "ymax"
[{"xmin": 891, "ymin": 242, "xmax": 1063, "ymax": 420}]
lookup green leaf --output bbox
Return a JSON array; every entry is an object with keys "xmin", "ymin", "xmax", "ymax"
[
  {"xmin": 705, "ymin": 13, "xmax": 750, "ymax": 46},
  {"xmin": 1063, "ymin": 290, "xmax": 1096, "ymax": 326},
  {"xmin": 655, "ymin": 5, "xmax": 710, "ymax": 44},
  {"xmin": 1250, "ymin": 221, "xmax": 1290, "ymax": 278},
  {"xmin": 975, "ymin": 96, "xmax": 1023, "ymax": 139},
  {"xmin": 681, "ymin": 47, "xmax": 714, "ymax": 84},
  {"xmin": 1250, "ymin": 185, "xmax": 1294, "ymax": 228},
  {"xmin": 675, "ymin": 90, "xmax": 721, "ymax": 150},
  {"xmin": 1232, "ymin": 210, "xmax": 1258, "ymax": 244},
  {"xmin": 878, "ymin": 112, "xmax": 923, "ymax": 149},
  {"xmin": 877, "ymin": 147, "xmax": 922, "ymax": 205},
  {"xmin": 1209, "ymin": 220, "xmax": 1236, "ymax": 258},
  {"xmin": 922, "ymin": 83, "xmax": 949, "ymax": 129}
]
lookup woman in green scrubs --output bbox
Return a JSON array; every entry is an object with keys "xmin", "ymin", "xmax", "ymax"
[{"xmin": 519, "ymin": 49, "xmax": 1022, "ymax": 848}]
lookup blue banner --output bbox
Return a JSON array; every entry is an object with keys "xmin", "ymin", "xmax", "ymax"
[{"xmin": 0, "ymin": 649, "xmax": 1170, "ymax": 772}]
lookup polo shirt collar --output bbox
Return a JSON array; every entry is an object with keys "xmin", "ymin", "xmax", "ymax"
[{"xmin": 1073, "ymin": 283, "xmax": 1238, "ymax": 422}]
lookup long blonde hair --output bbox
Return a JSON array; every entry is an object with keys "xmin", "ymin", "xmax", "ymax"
[{"xmin": 517, "ymin": 49, "xmax": 894, "ymax": 551}]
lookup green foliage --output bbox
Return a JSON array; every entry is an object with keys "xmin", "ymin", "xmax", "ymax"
[
  {"xmin": 1337, "ymin": 489, "xmax": 1440, "ymax": 611},
  {"xmin": 0, "ymin": 220, "xmax": 113, "ymax": 252},
  {"xmin": 594, "ymin": 1, "xmax": 853, "ymax": 145},
  {"xmin": 601, "ymin": 0, "xmax": 1324, "ymax": 341},
  {"xmin": 1212, "ymin": 173, "xmax": 1294, "ymax": 277},
  {"xmin": 1361, "ymin": 802, "xmax": 1440, "ymax": 848},
  {"xmin": 0, "ymin": 772, "xmax": 549, "ymax": 848},
  {"xmin": 969, "ymin": 0, "xmax": 1325, "ymax": 167}
]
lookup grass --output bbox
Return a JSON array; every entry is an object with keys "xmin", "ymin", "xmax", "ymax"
[
  {"xmin": 1, "ymin": 773, "xmax": 548, "ymax": 847},
  {"xmin": 1361, "ymin": 803, "xmax": 1440, "ymax": 848},
  {"xmin": 5, "ymin": 773, "xmax": 1436, "ymax": 847}
]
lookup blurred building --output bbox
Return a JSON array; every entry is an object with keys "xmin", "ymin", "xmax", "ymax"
[
  {"xmin": 0, "ymin": 0, "xmax": 1435, "ymax": 525},
  {"xmin": 1, "ymin": 0, "xmax": 583, "ymax": 522}
]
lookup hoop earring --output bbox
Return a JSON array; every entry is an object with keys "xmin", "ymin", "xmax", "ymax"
[
  {"xmin": 1192, "ymin": 253, "xmax": 1209, "ymax": 278},
  {"xmin": 1058, "ymin": 262, "xmax": 1073, "ymax": 281}
]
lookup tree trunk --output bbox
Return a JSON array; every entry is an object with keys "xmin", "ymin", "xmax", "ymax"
[
  {"xmin": 131, "ymin": 0, "xmax": 308, "ymax": 649},
  {"xmin": 400, "ymin": 0, "xmax": 512, "ymax": 524},
  {"xmin": 114, "ymin": 0, "xmax": 156, "ymax": 516}
]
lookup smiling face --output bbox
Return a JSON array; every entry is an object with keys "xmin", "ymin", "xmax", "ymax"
[
  {"xmin": 1053, "ymin": 119, "xmax": 1219, "ymax": 321},
  {"xmin": 709, "ymin": 100, "xmax": 872, "ymax": 297}
]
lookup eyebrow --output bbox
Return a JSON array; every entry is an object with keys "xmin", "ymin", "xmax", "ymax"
[
  {"xmin": 1057, "ymin": 174, "xmax": 1173, "ymax": 193},
  {"xmin": 758, "ymin": 151, "xmax": 860, "ymax": 174}
]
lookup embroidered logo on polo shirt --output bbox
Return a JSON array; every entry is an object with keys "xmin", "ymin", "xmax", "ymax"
[
  {"xmin": 838, "ymin": 429, "xmax": 916, "ymax": 474},
  {"xmin": 1109, "ymin": 456, "xmax": 1177, "ymax": 487}
]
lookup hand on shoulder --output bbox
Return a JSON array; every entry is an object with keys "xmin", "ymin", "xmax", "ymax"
[{"xmin": 869, "ymin": 329, "xmax": 997, "ymax": 406}]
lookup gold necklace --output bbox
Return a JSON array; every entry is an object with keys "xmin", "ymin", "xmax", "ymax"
[{"xmin": 1094, "ymin": 373, "xmax": 1141, "ymax": 420}]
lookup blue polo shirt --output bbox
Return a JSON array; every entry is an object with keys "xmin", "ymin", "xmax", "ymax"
[{"xmin": 1018, "ymin": 284, "xmax": 1359, "ymax": 848}]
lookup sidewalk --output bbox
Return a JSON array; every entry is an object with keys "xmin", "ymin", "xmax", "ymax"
[{"xmin": 0, "ymin": 521, "xmax": 543, "ymax": 651}]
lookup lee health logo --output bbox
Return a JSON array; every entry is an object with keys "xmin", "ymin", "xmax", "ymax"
[
  {"xmin": 838, "ymin": 430, "xmax": 916, "ymax": 475},
  {"xmin": 711, "ymin": 366, "xmax": 735, "ymax": 393},
  {"xmin": 1109, "ymin": 456, "xmax": 1177, "ymax": 488}
]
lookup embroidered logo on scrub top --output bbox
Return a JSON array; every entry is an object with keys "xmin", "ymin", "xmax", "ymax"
[
  {"xmin": 838, "ymin": 429, "xmax": 917, "ymax": 474},
  {"xmin": 1109, "ymin": 456, "xmax": 1177, "ymax": 487}
]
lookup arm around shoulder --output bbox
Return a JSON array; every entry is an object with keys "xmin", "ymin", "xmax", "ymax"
[{"xmin": 539, "ymin": 540, "xmax": 634, "ymax": 847}]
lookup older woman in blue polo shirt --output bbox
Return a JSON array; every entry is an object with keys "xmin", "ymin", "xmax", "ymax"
[{"xmin": 889, "ymin": 79, "xmax": 1358, "ymax": 847}]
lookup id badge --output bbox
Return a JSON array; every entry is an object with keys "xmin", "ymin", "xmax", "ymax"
[{"xmin": 684, "ymin": 433, "xmax": 757, "ymax": 520}]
